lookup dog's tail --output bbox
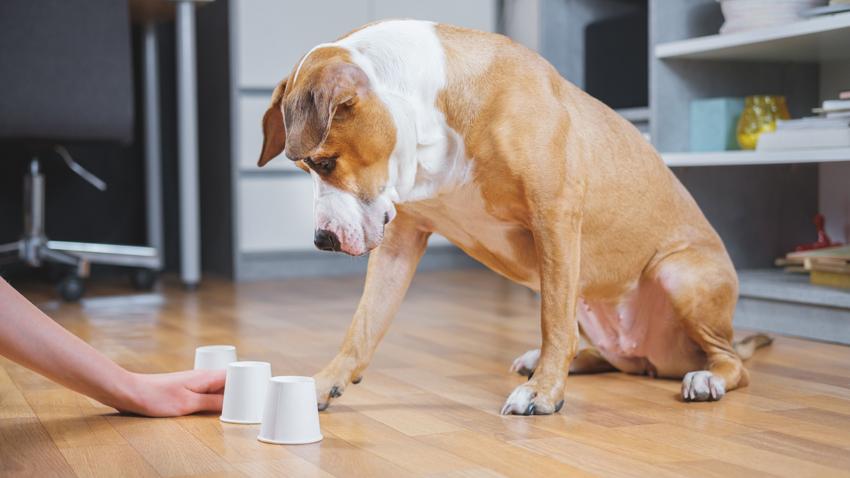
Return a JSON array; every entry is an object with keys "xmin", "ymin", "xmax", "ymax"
[{"xmin": 734, "ymin": 333, "xmax": 774, "ymax": 360}]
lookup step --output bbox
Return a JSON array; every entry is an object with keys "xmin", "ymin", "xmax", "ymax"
[{"xmin": 734, "ymin": 269, "xmax": 850, "ymax": 345}]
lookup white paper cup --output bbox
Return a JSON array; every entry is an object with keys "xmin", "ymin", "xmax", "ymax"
[
  {"xmin": 257, "ymin": 376, "xmax": 323, "ymax": 445},
  {"xmin": 220, "ymin": 361, "xmax": 272, "ymax": 424},
  {"xmin": 193, "ymin": 345, "xmax": 238, "ymax": 370}
]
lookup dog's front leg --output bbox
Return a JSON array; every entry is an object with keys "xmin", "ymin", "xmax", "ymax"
[
  {"xmin": 314, "ymin": 214, "xmax": 430, "ymax": 411},
  {"xmin": 501, "ymin": 211, "xmax": 582, "ymax": 415}
]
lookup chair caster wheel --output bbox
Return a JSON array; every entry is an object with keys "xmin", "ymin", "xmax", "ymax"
[
  {"xmin": 58, "ymin": 275, "xmax": 85, "ymax": 302},
  {"xmin": 131, "ymin": 268, "xmax": 158, "ymax": 291}
]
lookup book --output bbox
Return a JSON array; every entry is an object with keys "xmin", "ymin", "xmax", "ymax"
[
  {"xmin": 823, "ymin": 99, "xmax": 850, "ymax": 111},
  {"xmin": 778, "ymin": 246, "xmax": 850, "ymax": 287},
  {"xmin": 787, "ymin": 244, "xmax": 850, "ymax": 261},
  {"xmin": 811, "ymin": 270, "xmax": 850, "ymax": 289},
  {"xmin": 757, "ymin": 128, "xmax": 850, "ymax": 151},
  {"xmin": 776, "ymin": 117, "xmax": 850, "ymax": 130},
  {"xmin": 808, "ymin": 260, "xmax": 850, "ymax": 274},
  {"xmin": 826, "ymin": 111, "xmax": 850, "ymax": 119}
]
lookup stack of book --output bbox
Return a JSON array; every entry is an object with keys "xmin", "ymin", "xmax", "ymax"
[
  {"xmin": 776, "ymin": 245, "xmax": 850, "ymax": 289},
  {"xmin": 757, "ymin": 91, "xmax": 850, "ymax": 151}
]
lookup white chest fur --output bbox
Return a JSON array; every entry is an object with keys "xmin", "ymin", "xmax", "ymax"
[{"xmin": 406, "ymin": 185, "xmax": 540, "ymax": 289}]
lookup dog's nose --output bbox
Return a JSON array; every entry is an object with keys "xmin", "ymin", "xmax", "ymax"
[{"xmin": 314, "ymin": 229, "xmax": 341, "ymax": 252}]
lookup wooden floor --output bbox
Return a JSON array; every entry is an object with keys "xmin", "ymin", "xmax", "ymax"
[{"xmin": 3, "ymin": 269, "xmax": 850, "ymax": 477}]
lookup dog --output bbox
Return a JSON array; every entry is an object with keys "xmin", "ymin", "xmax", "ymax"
[{"xmin": 257, "ymin": 20, "xmax": 771, "ymax": 415}]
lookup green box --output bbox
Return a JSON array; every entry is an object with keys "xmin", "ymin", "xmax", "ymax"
[{"xmin": 690, "ymin": 97, "xmax": 744, "ymax": 152}]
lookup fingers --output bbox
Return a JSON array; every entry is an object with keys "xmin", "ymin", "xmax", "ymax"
[
  {"xmin": 183, "ymin": 369, "xmax": 226, "ymax": 414},
  {"xmin": 190, "ymin": 390, "xmax": 224, "ymax": 413},
  {"xmin": 185, "ymin": 369, "xmax": 226, "ymax": 394}
]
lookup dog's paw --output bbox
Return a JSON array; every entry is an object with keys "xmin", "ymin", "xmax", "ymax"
[
  {"xmin": 314, "ymin": 380, "xmax": 343, "ymax": 412},
  {"xmin": 509, "ymin": 349, "xmax": 540, "ymax": 377},
  {"xmin": 500, "ymin": 381, "xmax": 565, "ymax": 416},
  {"xmin": 314, "ymin": 371, "xmax": 354, "ymax": 412},
  {"xmin": 681, "ymin": 370, "xmax": 725, "ymax": 402}
]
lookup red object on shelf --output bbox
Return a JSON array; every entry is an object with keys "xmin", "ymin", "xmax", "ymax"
[{"xmin": 794, "ymin": 213, "xmax": 842, "ymax": 252}]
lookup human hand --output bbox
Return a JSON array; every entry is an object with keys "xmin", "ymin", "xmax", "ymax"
[{"xmin": 119, "ymin": 369, "xmax": 226, "ymax": 417}]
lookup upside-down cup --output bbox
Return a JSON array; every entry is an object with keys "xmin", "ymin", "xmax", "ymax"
[
  {"xmin": 193, "ymin": 345, "xmax": 238, "ymax": 370},
  {"xmin": 220, "ymin": 361, "xmax": 272, "ymax": 424},
  {"xmin": 257, "ymin": 376, "xmax": 323, "ymax": 445}
]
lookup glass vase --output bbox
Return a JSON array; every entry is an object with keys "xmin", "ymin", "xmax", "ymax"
[{"xmin": 736, "ymin": 95, "xmax": 790, "ymax": 150}]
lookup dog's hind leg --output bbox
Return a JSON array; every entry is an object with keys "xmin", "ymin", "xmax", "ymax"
[
  {"xmin": 509, "ymin": 348, "xmax": 540, "ymax": 377},
  {"xmin": 655, "ymin": 247, "xmax": 748, "ymax": 402},
  {"xmin": 570, "ymin": 347, "xmax": 617, "ymax": 374},
  {"xmin": 511, "ymin": 345, "xmax": 614, "ymax": 377}
]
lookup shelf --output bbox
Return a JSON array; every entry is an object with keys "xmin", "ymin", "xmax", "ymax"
[
  {"xmin": 655, "ymin": 12, "xmax": 850, "ymax": 62},
  {"xmin": 738, "ymin": 269, "xmax": 850, "ymax": 310},
  {"xmin": 735, "ymin": 269, "xmax": 850, "ymax": 344},
  {"xmin": 662, "ymin": 148, "xmax": 850, "ymax": 167}
]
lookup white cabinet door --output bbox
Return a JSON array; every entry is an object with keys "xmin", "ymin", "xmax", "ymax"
[
  {"xmin": 238, "ymin": 175, "xmax": 451, "ymax": 253},
  {"xmin": 371, "ymin": 0, "xmax": 497, "ymax": 32},
  {"xmin": 238, "ymin": 94, "xmax": 300, "ymax": 173},
  {"xmin": 238, "ymin": 176, "xmax": 315, "ymax": 252},
  {"xmin": 235, "ymin": 0, "xmax": 370, "ymax": 89}
]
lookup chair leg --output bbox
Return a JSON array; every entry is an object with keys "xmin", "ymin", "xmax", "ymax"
[{"xmin": 39, "ymin": 245, "xmax": 89, "ymax": 278}]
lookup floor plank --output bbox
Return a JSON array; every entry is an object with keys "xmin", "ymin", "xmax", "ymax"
[
  {"xmin": 0, "ymin": 417, "xmax": 76, "ymax": 477},
  {"xmin": 59, "ymin": 444, "xmax": 159, "ymax": 478},
  {"xmin": 0, "ymin": 365, "xmax": 36, "ymax": 419},
  {"xmin": 23, "ymin": 388, "xmax": 126, "ymax": 449},
  {"xmin": 107, "ymin": 416, "xmax": 234, "ymax": 477}
]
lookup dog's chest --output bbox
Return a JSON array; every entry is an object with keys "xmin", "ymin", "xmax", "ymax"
[{"xmin": 404, "ymin": 185, "xmax": 540, "ymax": 288}]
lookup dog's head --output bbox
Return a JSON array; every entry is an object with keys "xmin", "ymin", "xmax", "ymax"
[{"xmin": 258, "ymin": 47, "xmax": 398, "ymax": 256}]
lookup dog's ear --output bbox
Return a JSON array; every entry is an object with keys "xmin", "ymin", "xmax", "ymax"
[
  {"xmin": 283, "ymin": 61, "xmax": 368, "ymax": 159},
  {"xmin": 258, "ymin": 77, "xmax": 288, "ymax": 167}
]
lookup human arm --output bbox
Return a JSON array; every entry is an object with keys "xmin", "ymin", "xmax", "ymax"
[{"xmin": 0, "ymin": 278, "xmax": 224, "ymax": 417}]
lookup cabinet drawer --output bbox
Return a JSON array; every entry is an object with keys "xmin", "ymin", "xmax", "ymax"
[
  {"xmin": 235, "ymin": 0, "xmax": 370, "ymax": 89},
  {"xmin": 237, "ymin": 94, "xmax": 300, "ymax": 172},
  {"xmin": 238, "ymin": 175, "xmax": 453, "ymax": 253},
  {"xmin": 238, "ymin": 176, "xmax": 315, "ymax": 252}
]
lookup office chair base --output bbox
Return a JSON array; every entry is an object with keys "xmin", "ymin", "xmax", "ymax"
[{"xmin": 0, "ymin": 158, "xmax": 163, "ymax": 301}]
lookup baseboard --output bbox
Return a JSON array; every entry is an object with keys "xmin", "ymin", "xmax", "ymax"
[{"xmin": 236, "ymin": 245, "xmax": 482, "ymax": 281}]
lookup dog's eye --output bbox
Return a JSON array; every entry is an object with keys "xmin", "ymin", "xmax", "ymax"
[{"xmin": 304, "ymin": 156, "xmax": 337, "ymax": 175}]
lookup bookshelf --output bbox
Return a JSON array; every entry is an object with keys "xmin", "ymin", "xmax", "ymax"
[{"xmin": 640, "ymin": 0, "xmax": 850, "ymax": 342}]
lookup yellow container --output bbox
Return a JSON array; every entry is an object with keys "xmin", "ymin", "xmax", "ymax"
[{"xmin": 736, "ymin": 95, "xmax": 791, "ymax": 150}]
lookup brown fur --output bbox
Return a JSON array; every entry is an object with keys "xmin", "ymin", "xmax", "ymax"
[
  {"xmin": 259, "ymin": 23, "xmax": 763, "ymax": 413},
  {"xmin": 258, "ymin": 47, "xmax": 396, "ymax": 201}
]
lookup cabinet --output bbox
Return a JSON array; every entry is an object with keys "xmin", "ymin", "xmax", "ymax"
[{"xmin": 198, "ymin": 0, "xmax": 496, "ymax": 280}]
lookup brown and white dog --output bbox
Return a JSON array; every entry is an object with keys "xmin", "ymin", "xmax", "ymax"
[{"xmin": 258, "ymin": 20, "xmax": 770, "ymax": 415}]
